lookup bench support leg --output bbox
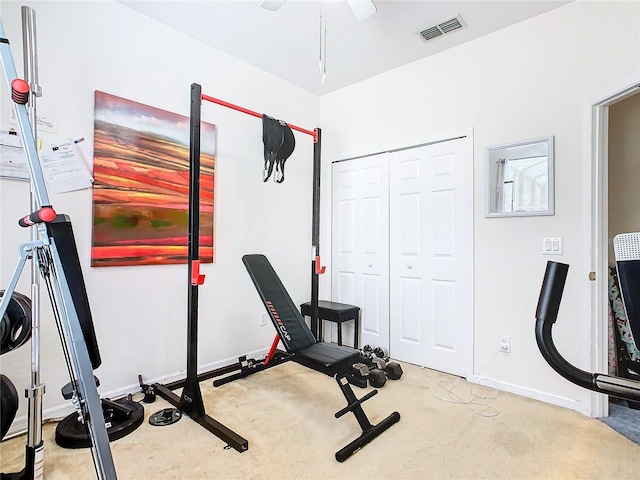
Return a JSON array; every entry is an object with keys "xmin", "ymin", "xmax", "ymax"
[{"xmin": 333, "ymin": 373, "xmax": 401, "ymax": 462}]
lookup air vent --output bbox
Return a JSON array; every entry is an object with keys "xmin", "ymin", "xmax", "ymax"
[
  {"xmin": 420, "ymin": 26, "xmax": 443, "ymax": 42},
  {"xmin": 419, "ymin": 15, "xmax": 466, "ymax": 42}
]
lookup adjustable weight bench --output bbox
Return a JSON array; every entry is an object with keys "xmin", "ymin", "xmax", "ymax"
[{"xmin": 242, "ymin": 254, "xmax": 401, "ymax": 462}]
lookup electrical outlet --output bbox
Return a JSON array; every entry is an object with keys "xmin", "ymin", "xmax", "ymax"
[
  {"xmin": 260, "ymin": 313, "xmax": 269, "ymax": 326},
  {"xmin": 500, "ymin": 336, "xmax": 511, "ymax": 353}
]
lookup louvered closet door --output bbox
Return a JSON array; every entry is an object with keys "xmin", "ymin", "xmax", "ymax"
[
  {"xmin": 389, "ymin": 138, "xmax": 472, "ymax": 376},
  {"xmin": 331, "ymin": 154, "xmax": 390, "ymax": 350}
]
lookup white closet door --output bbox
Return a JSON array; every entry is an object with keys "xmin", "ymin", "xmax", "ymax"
[
  {"xmin": 389, "ymin": 138, "xmax": 472, "ymax": 376},
  {"xmin": 332, "ymin": 154, "xmax": 390, "ymax": 349}
]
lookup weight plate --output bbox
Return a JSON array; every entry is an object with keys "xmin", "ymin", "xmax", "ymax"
[
  {"xmin": 0, "ymin": 290, "xmax": 32, "ymax": 355},
  {"xmin": 149, "ymin": 408, "xmax": 181, "ymax": 427},
  {"xmin": 55, "ymin": 398, "xmax": 144, "ymax": 449},
  {"xmin": 1, "ymin": 374, "xmax": 19, "ymax": 441}
]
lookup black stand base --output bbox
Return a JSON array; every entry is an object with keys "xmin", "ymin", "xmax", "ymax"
[
  {"xmin": 152, "ymin": 382, "xmax": 248, "ymax": 453},
  {"xmin": 335, "ymin": 411, "xmax": 401, "ymax": 462},
  {"xmin": 211, "ymin": 351, "xmax": 292, "ymax": 387},
  {"xmin": 333, "ymin": 373, "xmax": 401, "ymax": 462}
]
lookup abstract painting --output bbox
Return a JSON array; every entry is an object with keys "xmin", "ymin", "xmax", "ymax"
[{"xmin": 91, "ymin": 91, "xmax": 215, "ymax": 267}]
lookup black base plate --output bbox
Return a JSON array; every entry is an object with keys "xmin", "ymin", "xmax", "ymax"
[
  {"xmin": 149, "ymin": 408, "xmax": 182, "ymax": 426},
  {"xmin": 55, "ymin": 398, "xmax": 144, "ymax": 449}
]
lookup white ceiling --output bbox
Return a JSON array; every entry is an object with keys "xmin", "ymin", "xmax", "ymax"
[{"xmin": 120, "ymin": 0, "xmax": 572, "ymax": 96}]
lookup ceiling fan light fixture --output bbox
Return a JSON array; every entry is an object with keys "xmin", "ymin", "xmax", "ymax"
[
  {"xmin": 260, "ymin": 0, "xmax": 286, "ymax": 12},
  {"xmin": 346, "ymin": 0, "xmax": 376, "ymax": 21}
]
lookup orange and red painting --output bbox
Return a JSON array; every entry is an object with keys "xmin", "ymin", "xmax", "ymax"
[{"xmin": 91, "ymin": 91, "xmax": 215, "ymax": 267}]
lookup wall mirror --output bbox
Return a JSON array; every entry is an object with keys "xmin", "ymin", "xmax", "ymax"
[{"xmin": 486, "ymin": 136, "xmax": 554, "ymax": 217}]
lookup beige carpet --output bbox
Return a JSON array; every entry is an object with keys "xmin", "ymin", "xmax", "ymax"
[{"xmin": 1, "ymin": 361, "xmax": 639, "ymax": 479}]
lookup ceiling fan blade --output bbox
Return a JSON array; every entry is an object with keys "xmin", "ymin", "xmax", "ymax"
[
  {"xmin": 260, "ymin": 0, "xmax": 287, "ymax": 12},
  {"xmin": 346, "ymin": 0, "xmax": 376, "ymax": 21}
]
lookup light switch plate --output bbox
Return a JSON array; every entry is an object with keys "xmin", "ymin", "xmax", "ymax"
[{"xmin": 542, "ymin": 237, "xmax": 563, "ymax": 255}]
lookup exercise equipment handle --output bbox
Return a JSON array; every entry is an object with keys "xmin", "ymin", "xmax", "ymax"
[
  {"xmin": 535, "ymin": 261, "xmax": 640, "ymax": 401},
  {"xmin": 11, "ymin": 77, "xmax": 29, "ymax": 104},
  {"xmin": 18, "ymin": 206, "xmax": 56, "ymax": 227},
  {"xmin": 535, "ymin": 261, "xmax": 568, "ymax": 324}
]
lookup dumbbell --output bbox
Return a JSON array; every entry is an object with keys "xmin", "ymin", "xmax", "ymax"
[
  {"xmin": 352, "ymin": 362, "xmax": 387, "ymax": 388},
  {"xmin": 363, "ymin": 345, "xmax": 390, "ymax": 362},
  {"xmin": 346, "ymin": 363, "xmax": 370, "ymax": 389},
  {"xmin": 384, "ymin": 362, "xmax": 403, "ymax": 380},
  {"xmin": 361, "ymin": 345, "xmax": 403, "ymax": 380},
  {"xmin": 371, "ymin": 357, "xmax": 402, "ymax": 381},
  {"xmin": 361, "ymin": 345, "xmax": 374, "ymax": 358},
  {"xmin": 369, "ymin": 353, "xmax": 403, "ymax": 381},
  {"xmin": 361, "ymin": 345, "xmax": 383, "ymax": 362},
  {"xmin": 351, "ymin": 362, "xmax": 370, "ymax": 378},
  {"xmin": 370, "ymin": 356, "xmax": 387, "ymax": 370},
  {"xmin": 368, "ymin": 368, "xmax": 387, "ymax": 388},
  {"xmin": 373, "ymin": 346, "xmax": 389, "ymax": 362}
]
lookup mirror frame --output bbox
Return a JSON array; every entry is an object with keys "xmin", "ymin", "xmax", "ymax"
[{"xmin": 485, "ymin": 136, "xmax": 555, "ymax": 218}]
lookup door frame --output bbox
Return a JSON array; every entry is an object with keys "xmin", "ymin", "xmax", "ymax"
[{"xmin": 588, "ymin": 74, "xmax": 640, "ymax": 418}]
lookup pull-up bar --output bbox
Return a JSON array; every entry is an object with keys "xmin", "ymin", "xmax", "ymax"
[
  {"xmin": 199, "ymin": 85, "xmax": 324, "ymax": 337},
  {"xmin": 201, "ymin": 93, "xmax": 318, "ymax": 143}
]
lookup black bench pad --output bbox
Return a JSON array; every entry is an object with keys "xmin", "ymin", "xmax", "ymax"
[
  {"xmin": 243, "ymin": 254, "xmax": 362, "ymax": 376},
  {"xmin": 296, "ymin": 342, "xmax": 360, "ymax": 375}
]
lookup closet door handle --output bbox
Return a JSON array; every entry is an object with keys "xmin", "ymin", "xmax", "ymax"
[
  {"xmin": 407, "ymin": 264, "xmax": 413, "ymax": 269},
  {"xmin": 368, "ymin": 263, "xmax": 373, "ymax": 268}
]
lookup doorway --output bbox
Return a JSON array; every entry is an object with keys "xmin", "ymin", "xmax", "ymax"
[{"xmin": 591, "ymin": 76, "xmax": 640, "ymax": 418}]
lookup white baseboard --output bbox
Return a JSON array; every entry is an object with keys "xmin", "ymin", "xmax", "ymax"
[
  {"xmin": 468, "ymin": 374, "xmax": 584, "ymax": 413},
  {"xmin": 6, "ymin": 348, "xmax": 270, "ymax": 439}
]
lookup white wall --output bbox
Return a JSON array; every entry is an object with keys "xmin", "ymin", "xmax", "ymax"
[
  {"xmin": 0, "ymin": 0, "xmax": 318, "ymax": 431},
  {"xmin": 319, "ymin": 0, "xmax": 640, "ymax": 414}
]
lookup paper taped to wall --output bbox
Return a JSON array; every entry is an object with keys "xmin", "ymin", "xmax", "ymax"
[
  {"xmin": 39, "ymin": 139, "xmax": 93, "ymax": 194},
  {"xmin": 0, "ymin": 130, "xmax": 30, "ymax": 180},
  {"xmin": 1, "ymin": 130, "xmax": 94, "ymax": 193}
]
